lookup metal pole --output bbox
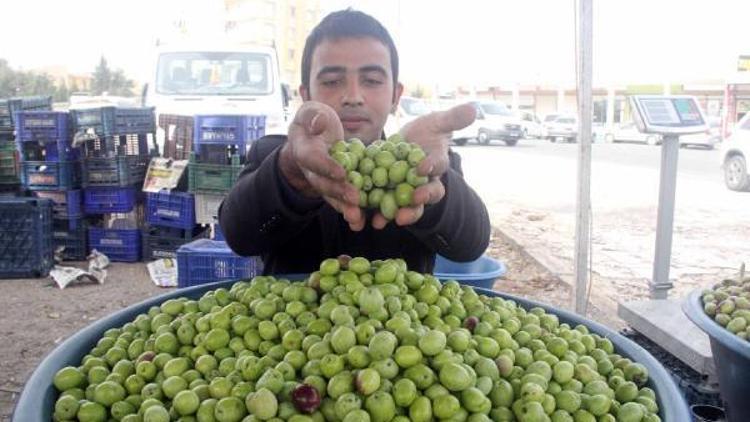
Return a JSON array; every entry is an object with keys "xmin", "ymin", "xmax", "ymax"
[
  {"xmin": 574, "ymin": 0, "xmax": 593, "ymax": 314},
  {"xmin": 651, "ymin": 135, "xmax": 680, "ymax": 298}
]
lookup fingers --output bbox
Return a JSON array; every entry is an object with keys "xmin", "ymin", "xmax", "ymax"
[
  {"xmin": 296, "ymin": 144, "xmax": 347, "ymax": 181},
  {"xmin": 371, "ymin": 213, "xmax": 388, "ymax": 230},
  {"xmin": 412, "ymin": 179, "xmax": 445, "ymax": 206},
  {"xmin": 417, "ymin": 150, "xmax": 448, "ymax": 177},
  {"xmin": 305, "ymin": 171, "xmax": 360, "ymax": 205},
  {"xmin": 292, "ymin": 102, "xmax": 345, "ymax": 140},
  {"xmin": 395, "ymin": 205, "xmax": 425, "ymax": 226},
  {"xmin": 326, "ymin": 196, "xmax": 365, "ymax": 231}
]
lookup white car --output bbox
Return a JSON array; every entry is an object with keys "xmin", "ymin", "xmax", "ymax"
[
  {"xmin": 720, "ymin": 114, "xmax": 750, "ymax": 191},
  {"xmin": 385, "ymin": 96, "xmax": 431, "ymax": 135},
  {"xmin": 545, "ymin": 115, "xmax": 578, "ymax": 143},
  {"xmin": 516, "ymin": 110, "xmax": 544, "ymax": 138},
  {"xmin": 452, "ymin": 101, "xmax": 523, "ymax": 146},
  {"xmin": 679, "ymin": 116, "xmax": 722, "ymax": 150},
  {"xmin": 605, "ymin": 122, "xmax": 662, "ymax": 146}
]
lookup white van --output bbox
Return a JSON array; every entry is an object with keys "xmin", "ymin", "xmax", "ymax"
[
  {"xmin": 452, "ymin": 101, "xmax": 524, "ymax": 146},
  {"xmin": 143, "ymin": 43, "xmax": 290, "ymax": 144}
]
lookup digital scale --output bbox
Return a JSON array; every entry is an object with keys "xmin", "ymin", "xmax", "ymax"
[{"xmin": 628, "ymin": 95, "xmax": 708, "ymax": 298}]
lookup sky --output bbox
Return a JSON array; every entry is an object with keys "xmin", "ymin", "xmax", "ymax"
[{"xmin": 1, "ymin": 0, "xmax": 748, "ymax": 89}]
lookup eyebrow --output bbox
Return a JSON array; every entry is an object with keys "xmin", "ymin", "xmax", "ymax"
[{"xmin": 316, "ymin": 65, "xmax": 388, "ymax": 80}]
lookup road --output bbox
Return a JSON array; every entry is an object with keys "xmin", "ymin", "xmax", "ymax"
[{"xmin": 455, "ymin": 138, "xmax": 750, "ymax": 306}]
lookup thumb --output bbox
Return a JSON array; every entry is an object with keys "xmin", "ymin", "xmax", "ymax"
[{"xmin": 433, "ymin": 102, "xmax": 477, "ymax": 133}]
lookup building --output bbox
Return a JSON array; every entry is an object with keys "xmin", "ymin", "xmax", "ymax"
[{"xmin": 224, "ymin": 0, "xmax": 321, "ymax": 89}]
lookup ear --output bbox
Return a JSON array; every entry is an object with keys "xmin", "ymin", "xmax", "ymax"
[
  {"xmin": 391, "ymin": 82, "xmax": 404, "ymax": 113},
  {"xmin": 299, "ymin": 84, "xmax": 310, "ymax": 101}
]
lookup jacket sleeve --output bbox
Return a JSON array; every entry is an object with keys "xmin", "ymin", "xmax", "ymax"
[
  {"xmin": 218, "ymin": 136, "xmax": 324, "ymax": 257},
  {"xmin": 406, "ymin": 150, "xmax": 491, "ymax": 262}
]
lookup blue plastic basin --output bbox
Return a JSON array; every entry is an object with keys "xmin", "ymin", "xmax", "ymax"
[
  {"xmin": 433, "ymin": 254, "xmax": 507, "ymax": 288},
  {"xmin": 15, "ymin": 279, "xmax": 690, "ymax": 421},
  {"xmin": 683, "ymin": 289, "xmax": 750, "ymax": 422}
]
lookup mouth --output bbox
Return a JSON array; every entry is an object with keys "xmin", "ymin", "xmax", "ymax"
[{"xmin": 340, "ymin": 115, "xmax": 370, "ymax": 132}]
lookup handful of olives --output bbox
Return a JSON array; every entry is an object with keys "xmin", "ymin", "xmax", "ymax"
[{"xmin": 329, "ymin": 134, "xmax": 428, "ymax": 221}]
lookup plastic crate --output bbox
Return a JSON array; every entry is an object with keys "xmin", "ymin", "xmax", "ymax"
[
  {"xmin": 146, "ymin": 190, "xmax": 195, "ymax": 229},
  {"xmin": 0, "ymin": 96, "xmax": 52, "ymax": 133},
  {"xmin": 82, "ymin": 154, "xmax": 149, "ymax": 187},
  {"xmin": 18, "ymin": 138, "xmax": 81, "ymax": 162},
  {"xmin": 142, "ymin": 225, "xmax": 208, "ymax": 261},
  {"xmin": 195, "ymin": 192, "xmax": 225, "ymax": 224},
  {"xmin": 88, "ymin": 226, "xmax": 141, "ymax": 262},
  {"xmin": 176, "ymin": 238, "xmax": 262, "ymax": 288},
  {"xmin": 21, "ymin": 160, "xmax": 81, "ymax": 190},
  {"xmin": 0, "ymin": 143, "xmax": 20, "ymax": 185},
  {"xmin": 52, "ymin": 217, "xmax": 87, "ymax": 261},
  {"xmin": 14, "ymin": 111, "xmax": 69, "ymax": 141},
  {"xmin": 158, "ymin": 114, "xmax": 194, "ymax": 160},
  {"xmin": 212, "ymin": 224, "xmax": 224, "ymax": 240},
  {"xmin": 433, "ymin": 255, "xmax": 507, "ymax": 289},
  {"xmin": 81, "ymin": 133, "xmax": 154, "ymax": 159},
  {"xmin": 0, "ymin": 198, "xmax": 54, "ymax": 278},
  {"xmin": 83, "ymin": 186, "xmax": 138, "ymax": 214},
  {"xmin": 32, "ymin": 190, "xmax": 82, "ymax": 218},
  {"xmin": 188, "ymin": 153, "xmax": 242, "ymax": 194},
  {"xmin": 193, "ymin": 114, "xmax": 265, "ymax": 146},
  {"xmin": 71, "ymin": 106, "xmax": 155, "ymax": 137}
]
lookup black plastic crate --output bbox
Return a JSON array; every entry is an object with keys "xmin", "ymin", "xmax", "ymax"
[
  {"xmin": 21, "ymin": 160, "xmax": 82, "ymax": 190},
  {"xmin": 142, "ymin": 225, "xmax": 208, "ymax": 261},
  {"xmin": 82, "ymin": 155, "xmax": 149, "ymax": 187},
  {"xmin": 52, "ymin": 218, "xmax": 87, "ymax": 261},
  {"xmin": 81, "ymin": 133, "xmax": 155, "ymax": 159},
  {"xmin": 14, "ymin": 111, "xmax": 70, "ymax": 141},
  {"xmin": 71, "ymin": 106, "xmax": 155, "ymax": 137},
  {"xmin": 158, "ymin": 114, "xmax": 194, "ymax": 160},
  {"xmin": 0, "ymin": 96, "xmax": 52, "ymax": 133},
  {"xmin": 0, "ymin": 198, "xmax": 54, "ymax": 278}
]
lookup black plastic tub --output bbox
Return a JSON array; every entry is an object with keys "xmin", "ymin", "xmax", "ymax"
[
  {"xmin": 15, "ymin": 280, "xmax": 691, "ymax": 421},
  {"xmin": 684, "ymin": 289, "xmax": 750, "ymax": 422}
]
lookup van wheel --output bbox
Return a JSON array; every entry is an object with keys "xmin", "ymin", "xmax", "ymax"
[
  {"xmin": 505, "ymin": 139, "xmax": 518, "ymax": 146},
  {"xmin": 453, "ymin": 138, "xmax": 467, "ymax": 146},
  {"xmin": 725, "ymin": 155, "xmax": 750, "ymax": 191},
  {"xmin": 478, "ymin": 130, "xmax": 490, "ymax": 145}
]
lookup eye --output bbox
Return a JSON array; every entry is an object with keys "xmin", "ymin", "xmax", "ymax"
[
  {"xmin": 364, "ymin": 78, "xmax": 384, "ymax": 86},
  {"xmin": 321, "ymin": 79, "xmax": 342, "ymax": 87}
]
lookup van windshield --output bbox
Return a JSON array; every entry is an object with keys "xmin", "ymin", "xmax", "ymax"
[
  {"xmin": 156, "ymin": 52, "xmax": 273, "ymax": 95},
  {"xmin": 479, "ymin": 102, "xmax": 512, "ymax": 116},
  {"xmin": 401, "ymin": 98, "xmax": 431, "ymax": 116}
]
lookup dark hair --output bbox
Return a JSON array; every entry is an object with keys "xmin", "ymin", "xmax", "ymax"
[{"xmin": 301, "ymin": 9, "xmax": 399, "ymax": 92}]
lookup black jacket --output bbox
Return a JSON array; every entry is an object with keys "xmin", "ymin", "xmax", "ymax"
[{"xmin": 219, "ymin": 135, "xmax": 490, "ymax": 275}]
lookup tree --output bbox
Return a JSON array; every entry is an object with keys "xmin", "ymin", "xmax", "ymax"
[
  {"xmin": 91, "ymin": 56, "xmax": 133, "ymax": 96},
  {"xmin": 54, "ymin": 79, "xmax": 70, "ymax": 102}
]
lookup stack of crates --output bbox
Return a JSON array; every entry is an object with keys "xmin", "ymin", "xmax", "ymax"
[
  {"xmin": 15, "ymin": 109, "xmax": 88, "ymax": 261},
  {"xmin": 188, "ymin": 114, "xmax": 265, "ymax": 234},
  {"xmin": 143, "ymin": 189, "xmax": 208, "ymax": 260},
  {"xmin": 71, "ymin": 106, "xmax": 157, "ymax": 262},
  {"xmin": 0, "ymin": 198, "xmax": 54, "ymax": 278},
  {"xmin": 1, "ymin": 96, "xmax": 52, "ymax": 195}
]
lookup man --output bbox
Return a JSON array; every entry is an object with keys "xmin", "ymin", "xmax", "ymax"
[{"xmin": 219, "ymin": 9, "xmax": 490, "ymax": 274}]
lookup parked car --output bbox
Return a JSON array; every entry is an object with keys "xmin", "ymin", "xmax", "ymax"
[
  {"xmin": 679, "ymin": 116, "xmax": 722, "ymax": 149},
  {"xmin": 605, "ymin": 122, "xmax": 662, "ymax": 145},
  {"xmin": 545, "ymin": 115, "xmax": 578, "ymax": 143},
  {"xmin": 385, "ymin": 96, "xmax": 431, "ymax": 134},
  {"xmin": 720, "ymin": 113, "xmax": 750, "ymax": 191},
  {"xmin": 452, "ymin": 101, "xmax": 523, "ymax": 146},
  {"xmin": 516, "ymin": 110, "xmax": 544, "ymax": 138}
]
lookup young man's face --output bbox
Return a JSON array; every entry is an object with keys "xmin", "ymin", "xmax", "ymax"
[{"xmin": 301, "ymin": 36, "xmax": 403, "ymax": 143}]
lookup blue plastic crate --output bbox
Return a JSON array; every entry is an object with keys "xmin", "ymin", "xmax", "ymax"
[
  {"xmin": 433, "ymin": 255, "xmax": 507, "ymax": 289},
  {"xmin": 88, "ymin": 227, "xmax": 141, "ymax": 262},
  {"xmin": 213, "ymin": 224, "xmax": 224, "ymax": 241},
  {"xmin": 193, "ymin": 114, "xmax": 265, "ymax": 147},
  {"xmin": 81, "ymin": 134, "xmax": 153, "ymax": 159},
  {"xmin": 0, "ymin": 96, "xmax": 52, "ymax": 133},
  {"xmin": 71, "ymin": 106, "xmax": 155, "ymax": 137},
  {"xmin": 18, "ymin": 136, "xmax": 81, "ymax": 162},
  {"xmin": 52, "ymin": 218, "xmax": 87, "ymax": 261},
  {"xmin": 142, "ymin": 225, "xmax": 208, "ymax": 261},
  {"xmin": 146, "ymin": 190, "xmax": 195, "ymax": 230},
  {"xmin": 83, "ymin": 186, "xmax": 137, "ymax": 214},
  {"xmin": 82, "ymin": 155, "xmax": 149, "ymax": 187},
  {"xmin": 32, "ymin": 190, "xmax": 82, "ymax": 218},
  {"xmin": 176, "ymin": 239, "xmax": 262, "ymax": 288},
  {"xmin": 14, "ymin": 111, "xmax": 69, "ymax": 141},
  {"xmin": 0, "ymin": 198, "xmax": 54, "ymax": 278},
  {"xmin": 21, "ymin": 160, "xmax": 81, "ymax": 190}
]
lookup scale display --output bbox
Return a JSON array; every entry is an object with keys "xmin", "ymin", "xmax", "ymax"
[{"xmin": 630, "ymin": 95, "xmax": 708, "ymax": 135}]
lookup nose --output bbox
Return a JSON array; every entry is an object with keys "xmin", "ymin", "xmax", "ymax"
[{"xmin": 342, "ymin": 78, "xmax": 364, "ymax": 107}]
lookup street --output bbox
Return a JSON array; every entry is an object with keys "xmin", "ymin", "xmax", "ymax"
[{"xmin": 455, "ymin": 138, "xmax": 750, "ymax": 306}]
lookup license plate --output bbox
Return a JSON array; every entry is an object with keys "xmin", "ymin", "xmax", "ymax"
[{"xmin": 510, "ymin": 131, "xmax": 519, "ymax": 137}]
